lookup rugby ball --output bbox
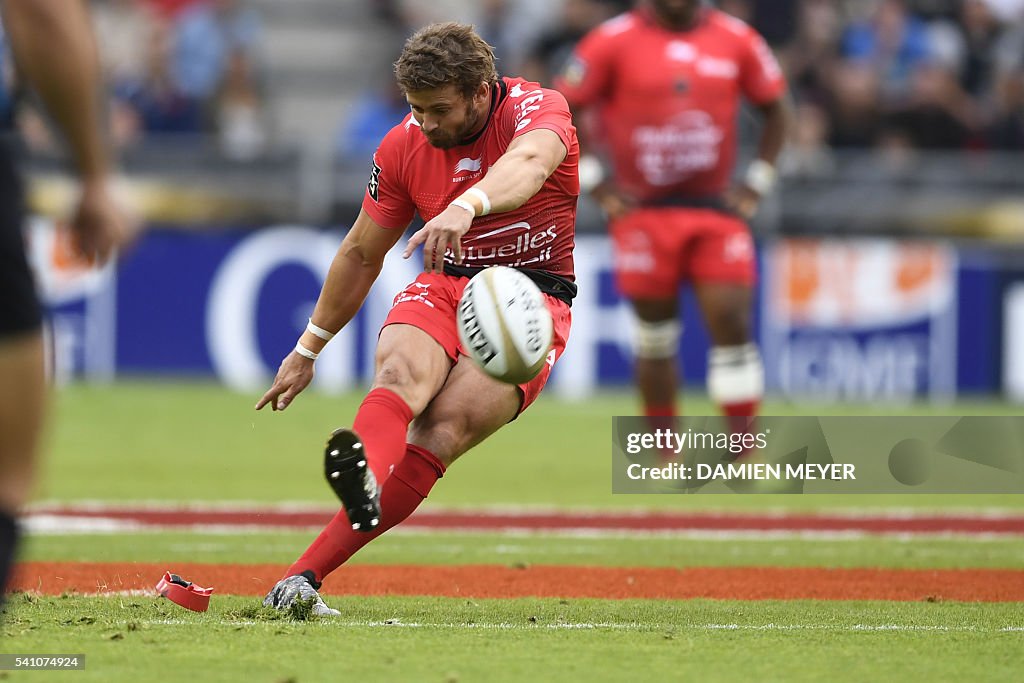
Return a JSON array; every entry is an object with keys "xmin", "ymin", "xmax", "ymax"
[{"xmin": 457, "ymin": 266, "xmax": 554, "ymax": 384}]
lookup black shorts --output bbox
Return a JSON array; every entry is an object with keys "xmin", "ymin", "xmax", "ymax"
[{"xmin": 0, "ymin": 147, "xmax": 41, "ymax": 337}]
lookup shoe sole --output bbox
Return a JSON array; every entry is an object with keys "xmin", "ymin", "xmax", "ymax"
[{"xmin": 324, "ymin": 428, "xmax": 381, "ymax": 532}]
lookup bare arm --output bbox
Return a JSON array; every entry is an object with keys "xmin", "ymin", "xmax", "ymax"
[
  {"xmin": 256, "ymin": 210, "xmax": 405, "ymax": 411},
  {"xmin": 299, "ymin": 210, "xmax": 404, "ymax": 354},
  {"xmin": 751, "ymin": 97, "xmax": 790, "ymax": 171},
  {"xmin": 727, "ymin": 96, "xmax": 792, "ymax": 219},
  {"xmin": 1, "ymin": 0, "xmax": 132, "ymax": 259},
  {"xmin": 458, "ymin": 129, "xmax": 567, "ymax": 213},
  {"xmin": 402, "ymin": 128, "xmax": 568, "ymax": 272},
  {"xmin": 2, "ymin": 0, "xmax": 107, "ymax": 179},
  {"xmin": 567, "ymin": 102, "xmax": 635, "ymax": 221}
]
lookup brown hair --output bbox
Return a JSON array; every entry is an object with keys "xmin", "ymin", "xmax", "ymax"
[{"xmin": 394, "ymin": 22, "xmax": 498, "ymax": 98}]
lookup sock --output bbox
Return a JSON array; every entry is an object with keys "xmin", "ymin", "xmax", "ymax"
[
  {"xmin": 644, "ymin": 405, "xmax": 676, "ymax": 419},
  {"xmin": 708, "ymin": 344, "xmax": 764, "ymax": 458},
  {"xmin": 644, "ymin": 405, "xmax": 678, "ymax": 463},
  {"xmin": 0, "ymin": 510, "xmax": 19, "ymax": 610},
  {"xmin": 721, "ymin": 400, "xmax": 760, "ymax": 420},
  {"xmin": 285, "ymin": 444, "xmax": 445, "ymax": 583},
  {"xmin": 352, "ymin": 387, "xmax": 415, "ymax": 483}
]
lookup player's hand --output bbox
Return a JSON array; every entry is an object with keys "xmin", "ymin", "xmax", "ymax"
[
  {"xmin": 69, "ymin": 179, "xmax": 137, "ymax": 263},
  {"xmin": 255, "ymin": 351, "xmax": 315, "ymax": 411},
  {"xmin": 591, "ymin": 182, "xmax": 636, "ymax": 221},
  {"xmin": 725, "ymin": 184, "xmax": 761, "ymax": 220},
  {"xmin": 402, "ymin": 204, "xmax": 474, "ymax": 273}
]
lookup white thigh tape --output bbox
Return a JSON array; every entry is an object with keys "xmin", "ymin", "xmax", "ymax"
[{"xmin": 634, "ymin": 319, "xmax": 682, "ymax": 359}]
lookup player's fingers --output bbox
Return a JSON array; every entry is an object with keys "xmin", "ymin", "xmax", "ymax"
[
  {"xmin": 255, "ymin": 387, "xmax": 279, "ymax": 411},
  {"xmin": 275, "ymin": 389, "xmax": 297, "ymax": 411},
  {"xmin": 402, "ymin": 227, "xmax": 428, "ymax": 259},
  {"xmin": 452, "ymin": 232, "xmax": 463, "ymax": 265},
  {"xmin": 428, "ymin": 232, "xmax": 445, "ymax": 273},
  {"xmin": 432, "ymin": 234, "xmax": 448, "ymax": 273},
  {"xmin": 422, "ymin": 231, "xmax": 435, "ymax": 272}
]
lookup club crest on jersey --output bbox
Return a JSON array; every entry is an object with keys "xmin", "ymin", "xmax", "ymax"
[
  {"xmin": 368, "ymin": 160, "xmax": 382, "ymax": 201},
  {"xmin": 453, "ymin": 156, "xmax": 484, "ymax": 183},
  {"xmin": 666, "ymin": 41, "xmax": 696, "ymax": 62},
  {"xmin": 454, "ymin": 156, "xmax": 482, "ymax": 174}
]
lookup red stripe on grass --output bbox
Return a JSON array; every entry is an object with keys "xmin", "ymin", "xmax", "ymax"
[
  {"xmin": 12, "ymin": 562, "xmax": 1024, "ymax": 602},
  {"xmin": 25, "ymin": 505, "xmax": 1024, "ymax": 534}
]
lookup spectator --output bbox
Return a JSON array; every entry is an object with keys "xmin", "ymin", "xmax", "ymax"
[
  {"xmin": 335, "ymin": 80, "xmax": 409, "ymax": 162},
  {"xmin": 112, "ymin": 20, "xmax": 204, "ymax": 144},
  {"xmin": 930, "ymin": 0, "xmax": 1007, "ymax": 98},
  {"xmin": 519, "ymin": 0, "xmax": 626, "ymax": 85},
  {"xmin": 784, "ymin": 0, "xmax": 846, "ymax": 104},
  {"xmin": 171, "ymin": 0, "xmax": 262, "ymax": 100},
  {"xmin": 883, "ymin": 60, "xmax": 976, "ymax": 148},
  {"xmin": 91, "ymin": 0, "xmax": 162, "ymax": 93},
  {"xmin": 780, "ymin": 101, "xmax": 836, "ymax": 179},
  {"xmin": 215, "ymin": 47, "xmax": 268, "ymax": 160},
  {"xmin": 842, "ymin": 0, "xmax": 935, "ymax": 100},
  {"xmin": 824, "ymin": 59, "xmax": 886, "ymax": 147},
  {"xmin": 987, "ymin": 66, "xmax": 1024, "ymax": 147}
]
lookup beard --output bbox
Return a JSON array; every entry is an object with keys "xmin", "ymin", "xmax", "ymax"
[
  {"xmin": 650, "ymin": 0, "xmax": 699, "ymax": 26},
  {"xmin": 424, "ymin": 102, "xmax": 483, "ymax": 149}
]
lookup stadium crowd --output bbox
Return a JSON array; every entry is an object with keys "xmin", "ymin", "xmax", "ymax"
[
  {"xmin": 359, "ymin": 0, "xmax": 1024, "ymax": 169},
  {"xmin": 3, "ymin": 0, "xmax": 267, "ymax": 160},
  {"xmin": 3, "ymin": 0, "xmax": 1023, "ymax": 167}
]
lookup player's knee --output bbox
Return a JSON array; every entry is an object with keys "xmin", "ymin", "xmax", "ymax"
[
  {"xmin": 634, "ymin": 318, "xmax": 682, "ymax": 359},
  {"xmin": 371, "ymin": 358, "xmax": 432, "ymax": 413},
  {"xmin": 0, "ymin": 454, "xmax": 35, "ymax": 512},
  {"xmin": 704, "ymin": 307, "xmax": 750, "ymax": 345},
  {"xmin": 372, "ymin": 355, "xmax": 418, "ymax": 391},
  {"xmin": 707, "ymin": 343, "xmax": 764, "ymax": 404}
]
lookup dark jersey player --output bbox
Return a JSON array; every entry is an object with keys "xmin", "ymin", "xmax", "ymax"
[
  {"xmin": 0, "ymin": 0, "xmax": 133, "ymax": 608},
  {"xmin": 557, "ymin": 0, "xmax": 790, "ymax": 429},
  {"xmin": 258, "ymin": 22, "xmax": 579, "ymax": 615}
]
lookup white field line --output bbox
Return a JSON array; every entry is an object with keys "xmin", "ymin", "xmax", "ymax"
[
  {"xmin": 49, "ymin": 594, "xmax": 1024, "ymax": 633},
  {"xmin": 24, "ymin": 500, "xmax": 1024, "ymax": 520},
  {"xmin": 20, "ymin": 515, "xmax": 1024, "ymax": 542},
  {"xmin": 132, "ymin": 618, "xmax": 1024, "ymax": 633}
]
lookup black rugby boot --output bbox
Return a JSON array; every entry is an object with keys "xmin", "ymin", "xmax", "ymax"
[{"xmin": 324, "ymin": 428, "xmax": 381, "ymax": 532}]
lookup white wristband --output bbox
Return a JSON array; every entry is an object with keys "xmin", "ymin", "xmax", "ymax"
[
  {"xmin": 294, "ymin": 341, "xmax": 319, "ymax": 360},
  {"xmin": 306, "ymin": 319, "xmax": 335, "ymax": 341},
  {"xmin": 451, "ymin": 198, "xmax": 476, "ymax": 217},
  {"xmin": 578, "ymin": 154, "xmax": 607, "ymax": 193},
  {"xmin": 464, "ymin": 186, "xmax": 492, "ymax": 216},
  {"xmin": 744, "ymin": 159, "xmax": 777, "ymax": 196}
]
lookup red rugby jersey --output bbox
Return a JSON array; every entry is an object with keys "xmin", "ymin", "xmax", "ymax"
[
  {"xmin": 361, "ymin": 77, "xmax": 580, "ymax": 280},
  {"xmin": 557, "ymin": 8, "xmax": 786, "ymax": 201}
]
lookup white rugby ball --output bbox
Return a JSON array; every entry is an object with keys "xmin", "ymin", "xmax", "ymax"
[{"xmin": 457, "ymin": 266, "xmax": 554, "ymax": 384}]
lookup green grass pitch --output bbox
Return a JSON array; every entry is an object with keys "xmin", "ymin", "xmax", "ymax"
[{"xmin": 3, "ymin": 381, "xmax": 1023, "ymax": 682}]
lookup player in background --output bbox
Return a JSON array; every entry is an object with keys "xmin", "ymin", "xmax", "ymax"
[
  {"xmin": 0, "ymin": 0, "xmax": 133, "ymax": 606},
  {"xmin": 557, "ymin": 0, "xmax": 790, "ymax": 428},
  {"xmin": 258, "ymin": 22, "xmax": 579, "ymax": 615}
]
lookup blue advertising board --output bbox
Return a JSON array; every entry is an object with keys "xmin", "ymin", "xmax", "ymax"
[{"xmin": 29, "ymin": 221, "xmax": 1002, "ymax": 400}]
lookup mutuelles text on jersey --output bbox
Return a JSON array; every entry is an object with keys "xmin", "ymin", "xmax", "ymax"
[
  {"xmin": 556, "ymin": 7, "xmax": 786, "ymax": 201},
  {"xmin": 361, "ymin": 77, "xmax": 580, "ymax": 280}
]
